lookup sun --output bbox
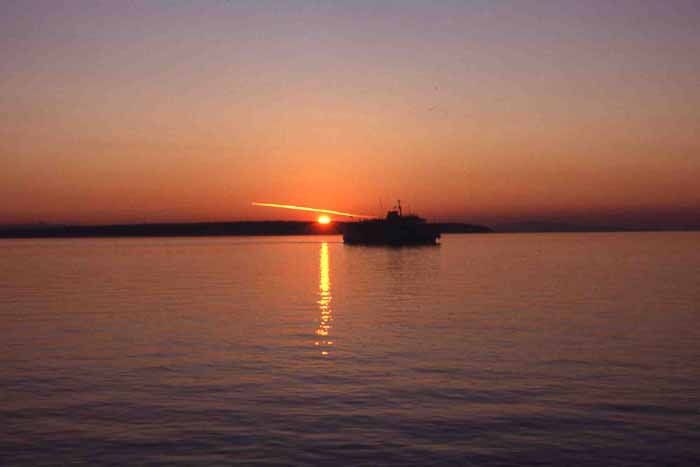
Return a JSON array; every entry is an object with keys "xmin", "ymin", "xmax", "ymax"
[{"xmin": 317, "ymin": 215, "xmax": 331, "ymax": 224}]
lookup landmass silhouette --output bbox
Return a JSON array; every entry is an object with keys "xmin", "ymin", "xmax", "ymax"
[{"xmin": 0, "ymin": 221, "xmax": 492, "ymax": 239}]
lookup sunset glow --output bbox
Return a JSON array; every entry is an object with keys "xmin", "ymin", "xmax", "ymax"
[
  {"xmin": 252, "ymin": 202, "xmax": 373, "ymax": 219},
  {"xmin": 4, "ymin": 3, "xmax": 700, "ymax": 465},
  {"xmin": 1, "ymin": 2, "xmax": 698, "ymax": 230}
]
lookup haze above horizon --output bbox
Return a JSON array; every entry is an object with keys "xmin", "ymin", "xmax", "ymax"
[{"xmin": 2, "ymin": 1, "xmax": 698, "ymax": 228}]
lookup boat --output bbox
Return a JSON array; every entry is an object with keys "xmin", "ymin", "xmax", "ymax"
[{"xmin": 342, "ymin": 201, "xmax": 440, "ymax": 245}]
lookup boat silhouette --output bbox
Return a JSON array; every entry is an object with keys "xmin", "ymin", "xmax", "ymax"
[{"xmin": 342, "ymin": 201, "xmax": 440, "ymax": 245}]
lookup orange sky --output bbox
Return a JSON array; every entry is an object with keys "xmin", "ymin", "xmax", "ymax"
[{"xmin": 1, "ymin": 1, "xmax": 699, "ymax": 228}]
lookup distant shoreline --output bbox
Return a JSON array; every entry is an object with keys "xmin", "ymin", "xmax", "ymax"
[
  {"xmin": 2, "ymin": 221, "xmax": 698, "ymax": 239},
  {"xmin": 0, "ymin": 221, "xmax": 492, "ymax": 239}
]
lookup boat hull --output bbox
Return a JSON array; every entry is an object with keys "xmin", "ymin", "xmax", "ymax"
[{"xmin": 342, "ymin": 222, "xmax": 440, "ymax": 246}]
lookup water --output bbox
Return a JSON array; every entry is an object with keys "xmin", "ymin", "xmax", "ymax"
[{"xmin": 1, "ymin": 233, "xmax": 699, "ymax": 465}]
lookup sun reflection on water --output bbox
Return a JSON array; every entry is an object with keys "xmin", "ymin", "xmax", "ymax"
[{"xmin": 315, "ymin": 242, "xmax": 332, "ymax": 356}]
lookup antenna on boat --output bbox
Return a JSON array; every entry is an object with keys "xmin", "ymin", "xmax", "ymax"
[{"xmin": 397, "ymin": 199, "xmax": 402, "ymax": 216}]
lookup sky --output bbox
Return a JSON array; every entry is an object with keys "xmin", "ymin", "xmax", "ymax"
[{"xmin": 1, "ymin": 0, "xmax": 699, "ymax": 228}]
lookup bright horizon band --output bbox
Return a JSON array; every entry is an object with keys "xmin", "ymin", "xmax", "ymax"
[{"xmin": 252, "ymin": 202, "xmax": 375, "ymax": 219}]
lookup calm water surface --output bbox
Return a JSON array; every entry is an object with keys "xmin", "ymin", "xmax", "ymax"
[{"xmin": 1, "ymin": 233, "xmax": 699, "ymax": 465}]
